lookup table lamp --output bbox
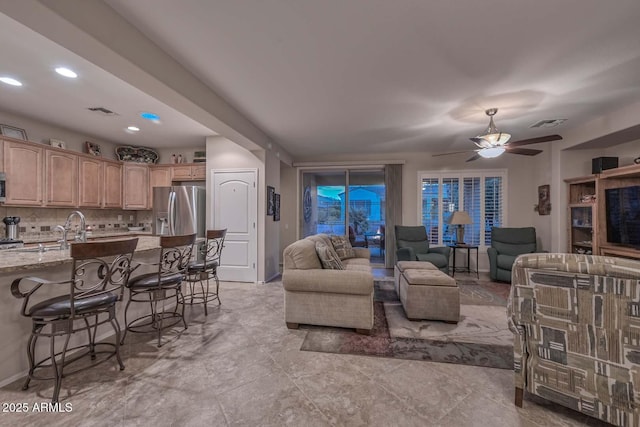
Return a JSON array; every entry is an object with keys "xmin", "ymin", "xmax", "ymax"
[{"xmin": 448, "ymin": 211, "xmax": 472, "ymax": 244}]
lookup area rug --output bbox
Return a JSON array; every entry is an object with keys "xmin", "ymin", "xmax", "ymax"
[{"xmin": 300, "ymin": 277, "xmax": 514, "ymax": 369}]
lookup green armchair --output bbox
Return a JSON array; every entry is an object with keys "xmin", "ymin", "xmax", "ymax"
[
  {"xmin": 395, "ymin": 226, "xmax": 451, "ymax": 274},
  {"xmin": 487, "ymin": 227, "xmax": 538, "ymax": 282}
]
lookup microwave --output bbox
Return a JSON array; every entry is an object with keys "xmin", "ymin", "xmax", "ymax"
[{"xmin": 0, "ymin": 172, "xmax": 5, "ymax": 203}]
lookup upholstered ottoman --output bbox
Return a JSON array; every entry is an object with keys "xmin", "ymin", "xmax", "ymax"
[
  {"xmin": 394, "ymin": 261, "xmax": 438, "ymax": 297},
  {"xmin": 398, "ymin": 269, "xmax": 459, "ymax": 322}
]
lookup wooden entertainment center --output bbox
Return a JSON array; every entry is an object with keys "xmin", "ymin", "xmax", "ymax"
[{"xmin": 565, "ymin": 163, "xmax": 640, "ymax": 260}]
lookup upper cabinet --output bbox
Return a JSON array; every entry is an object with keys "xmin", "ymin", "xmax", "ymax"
[
  {"xmin": 2, "ymin": 140, "xmax": 43, "ymax": 206},
  {"xmin": 149, "ymin": 166, "xmax": 171, "ymax": 208},
  {"xmin": 171, "ymin": 164, "xmax": 206, "ymax": 181},
  {"xmin": 103, "ymin": 161, "xmax": 123, "ymax": 208},
  {"xmin": 1, "ymin": 138, "xmax": 204, "ymax": 210},
  {"xmin": 149, "ymin": 166, "xmax": 172, "ymax": 188},
  {"xmin": 123, "ymin": 163, "xmax": 149, "ymax": 210},
  {"xmin": 45, "ymin": 148, "xmax": 79, "ymax": 207},
  {"xmin": 79, "ymin": 156, "xmax": 104, "ymax": 208}
]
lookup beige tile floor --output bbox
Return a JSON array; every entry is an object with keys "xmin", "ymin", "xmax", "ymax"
[{"xmin": 0, "ymin": 271, "xmax": 607, "ymax": 426}]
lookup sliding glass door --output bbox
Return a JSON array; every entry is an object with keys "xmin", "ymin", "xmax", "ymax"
[
  {"xmin": 301, "ymin": 169, "xmax": 385, "ymax": 263},
  {"xmin": 301, "ymin": 170, "xmax": 346, "ymax": 238}
]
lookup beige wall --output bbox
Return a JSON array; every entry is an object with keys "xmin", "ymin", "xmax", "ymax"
[
  {"xmin": 293, "ymin": 151, "xmax": 542, "ymax": 225},
  {"xmin": 264, "ymin": 150, "xmax": 281, "ymax": 281},
  {"xmin": 279, "ymin": 164, "xmax": 297, "ymax": 259},
  {"xmin": 286, "ymin": 151, "xmax": 546, "ymax": 271},
  {"xmin": 156, "ymin": 146, "xmax": 206, "ymax": 164},
  {"xmin": 1, "ymin": 109, "xmax": 205, "ymax": 165},
  {"xmin": 546, "ymin": 138, "xmax": 640, "ymax": 252},
  {"xmin": 1, "ymin": 109, "xmax": 120, "ymax": 159},
  {"xmin": 206, "ymin": 136, "xmax": 281, "ymax": 283}
]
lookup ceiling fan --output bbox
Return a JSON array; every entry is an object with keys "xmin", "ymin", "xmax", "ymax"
[{"xmin": 434, "ymin": 108, "xmax": 563, "ymax": 162}]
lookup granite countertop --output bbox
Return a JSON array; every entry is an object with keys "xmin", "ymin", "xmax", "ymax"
[
  {"xmin": 0, "ymin": 235, "xmax": 161, "ymax": 274},
  {"xmin": 21, "ymin": 230, "xmax": 153, "ymax": 244}
]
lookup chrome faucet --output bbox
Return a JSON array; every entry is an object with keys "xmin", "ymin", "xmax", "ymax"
[
  {"xmin": 58, "ymin": 211, "xmax": 86, "ymax": 249},
  {"xmin": 54, "ymin": 224, "xmax": 67, "ymax": 250}
]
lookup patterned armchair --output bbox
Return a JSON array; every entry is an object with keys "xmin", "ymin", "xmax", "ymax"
[{"xmin": 508, "ymin": 253, "xmax": 640, "ymax": 426}]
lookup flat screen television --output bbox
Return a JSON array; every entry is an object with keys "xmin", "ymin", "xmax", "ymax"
[{"xmin": 605, "ymin": 185, "xmax": 640, "ymax": 248}]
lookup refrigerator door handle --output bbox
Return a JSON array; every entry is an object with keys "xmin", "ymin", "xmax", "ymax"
[{"xmin": 168, "ymin": 191, "xmax": 176, "ymax": 235}]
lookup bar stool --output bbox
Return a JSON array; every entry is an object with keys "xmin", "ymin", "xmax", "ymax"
[
  {"xmin": 182, "ymin": 229, "xmax": 227, "ymax": 315},
  {"xmin": 11, "ymin": 238, "xmax": 139, "ymax": 403},
  {"xmin": 121, "ymin": 234, "xmax": 195, "ymax": 347}
]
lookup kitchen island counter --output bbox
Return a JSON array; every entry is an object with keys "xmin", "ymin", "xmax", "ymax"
[
  {"xmin": 0, "ymin": 234, "xmax": 198, "ymax": 386},
  {"xmin": 0, "ymin": 235, "xmax": 161, "ymax": 274}
]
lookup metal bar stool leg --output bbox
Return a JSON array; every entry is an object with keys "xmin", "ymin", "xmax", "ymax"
[
  {"xmin": 109, "ymin": 315, "xmax": 125, "ymax": 370},
  {"xmin": 22, "ymin": 328, "xmax": 39, "ymax": 390}
]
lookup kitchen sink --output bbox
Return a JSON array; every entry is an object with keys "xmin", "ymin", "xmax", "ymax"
[{"xmin": 13, "ymin": 245, "xmax": 65, "ymax": 253}]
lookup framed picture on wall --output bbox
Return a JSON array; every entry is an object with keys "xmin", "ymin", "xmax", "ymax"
[
  {"xmin": 537, "ymin": 184, "xmax": 551, "ymax": 215},
  {"xmin": 274, "ymin": 193, "xmax": 281, "ymax": 221},
  {"xmin": 267, "ymin": 186, "xmax": 275, "ymax": 215}
]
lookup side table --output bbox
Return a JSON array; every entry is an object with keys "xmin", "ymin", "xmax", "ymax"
[{"xmin": 448, "ymin": 244, "xmax": 479, "ymax": 278}]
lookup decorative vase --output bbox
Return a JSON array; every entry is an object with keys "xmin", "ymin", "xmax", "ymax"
[
  {"xmin": 178, "ymin": 154, "xmax": 183, "ymax": 164},
  {"xmin": 171, "ymin": 154, "xmax": 177, "ymax": 164}
]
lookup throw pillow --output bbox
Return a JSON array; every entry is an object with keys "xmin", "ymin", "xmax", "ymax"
[
  {"xmin": 315, "ymin": 242, "xmax": 344, "ymax": 270},
  {"xmin": 330, "ymin": 235, "xmax": 356, "ymax": 260}
]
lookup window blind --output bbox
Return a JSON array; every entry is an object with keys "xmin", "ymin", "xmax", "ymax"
[{"xmin": 419, "ymin": 170, "xmax": 506, "ymax": 248}]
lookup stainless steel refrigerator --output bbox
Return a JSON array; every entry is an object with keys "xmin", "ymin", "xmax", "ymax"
[{"xmin": 152, "ymin": 186, "xmax": 206, "ymax": 237}]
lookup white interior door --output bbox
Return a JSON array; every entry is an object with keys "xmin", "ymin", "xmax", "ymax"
[{"xmin": 212, "ymin": 169, "xmax": 257, "ymax": 282}]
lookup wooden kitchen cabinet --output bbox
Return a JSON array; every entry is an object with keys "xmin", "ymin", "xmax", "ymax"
[
  {"xmin": 170, "ymin": 163, "xmax": 206, "ymax": 181},
  {"xmin": 191, "ymin": 164, "xmax": 206, "ymax": 179},
  {"xmin": 2, "ymin": 140, "xmax": 43, "ymax": 206},
  {"xmin": 45, "ymin": 148, "xmax": 78, "ymax": 207},
  {"xmin": 79, "ymin": 156, "xmax": 103, "ymax": 207},
  {"xmin": 171, "ymin": 165, "xmax": 192, "ymax": 180},
  {"xmin": 150, "ymin": 166, "xmax": 172, "ymax": 188},
  {"xmin": 149, "ymin": 166, "xmax": 172, "ymax": 207},
  {"xmin": 123, "ymin": 163, "xmax": 149, "ymax": 210},
  {"xmin": 103, "ymin": 161, "xmax": 123, "ymax": 208}
]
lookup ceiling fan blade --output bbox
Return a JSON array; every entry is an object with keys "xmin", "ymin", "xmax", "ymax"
[
  {"xmin": 432, "ymin": 150, "xmax": 475, "ymax": 157},
  {"xmin": 507, "ymin": 134, "xmax": 562, "ymax": 147},
  {"xmin": 466, "ymin": 153, "xmax": 481, "ymax": 162},
  {"xmin": 506, "ymin": 147, "xmax": 543, "ymax": 156}
]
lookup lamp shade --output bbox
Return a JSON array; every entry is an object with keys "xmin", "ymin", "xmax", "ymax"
[{"xmin": 448, "ymin": 211, "xmax": 472, "ymax": 225}]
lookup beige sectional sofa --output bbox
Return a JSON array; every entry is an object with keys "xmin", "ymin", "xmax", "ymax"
[{"xmin": 282, "ymin": 234, "xmax": 374, "ymax": 334}]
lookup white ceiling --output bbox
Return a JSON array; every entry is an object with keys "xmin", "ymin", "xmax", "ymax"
[
  {"xmin": 0, "ymin": 13, "xmax": 214, "ymax": 148},
  {"xmin": 2, "ymin": 1, "xmax": 640, "ymax": 157}
]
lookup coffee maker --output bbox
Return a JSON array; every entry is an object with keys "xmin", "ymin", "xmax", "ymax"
[
  {"xmin": 1, "ymin": 216, "xmax": 24, "ymax": 249},
  {"xmin": 3, "ymin": 216, "xmax": 20, "ymax": 239}
]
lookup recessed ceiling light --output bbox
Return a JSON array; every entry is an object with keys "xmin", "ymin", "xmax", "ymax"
[
  {"xmin": 0, "ymin": 77, "xmax": 22, "ymax": 86},
  {"xmin": 55, "ymin": 67, "xmax": 78, "ymax": 78},
  {"xmin": 140, "ymin": 112, "xmax": 160, "ymax": 121},
  {"xmin": 127, "ymin": 126, "xmax": 140, "ymax": 132}
]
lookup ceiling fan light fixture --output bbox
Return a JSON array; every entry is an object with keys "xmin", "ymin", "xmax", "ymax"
[
  {"xmin": 477, "ymin": 131, "xmax": 511, "ymax": 146},
  {"xmin": 478, "ymin": 147, "xmax": 505, "ymax": 158},
  {"xmin": 475, "ymin": 108, "xmax": 511, "ymax": 146}
]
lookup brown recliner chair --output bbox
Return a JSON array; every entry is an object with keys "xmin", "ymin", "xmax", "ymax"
[{"xmin": 349, "ymin": 225, "xmax": 367, "ymax": 248}]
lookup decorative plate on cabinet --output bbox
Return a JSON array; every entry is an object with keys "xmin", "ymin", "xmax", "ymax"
[{"xmin": 115, "ymin": 145, "xmax": 159, "ymax": 164}]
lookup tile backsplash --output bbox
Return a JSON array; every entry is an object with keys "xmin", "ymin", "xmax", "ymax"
[{"xmin": 0, "ymin": 207, "xmax": 149, "ymax": 241}]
